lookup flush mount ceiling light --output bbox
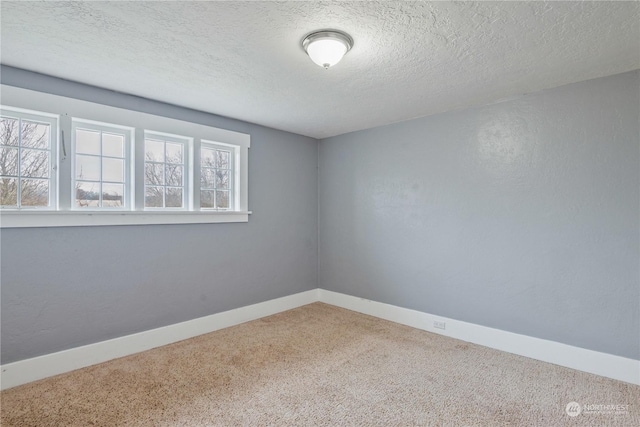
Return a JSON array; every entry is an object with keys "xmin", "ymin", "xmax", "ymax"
[{"xmin": 302, "ymin": 30, "xmax": 353, "ymax": 69}]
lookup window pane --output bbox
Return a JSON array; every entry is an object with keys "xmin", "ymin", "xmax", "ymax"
[
  {"xmin": 76, "ymin": 155, "xmax": 100, "ymax": 180},
  {"xmin": 22, "ymin": 121, "xmax": 49, "ymax": 149},
  {"xmin": 201, "ymin": 168, "xmax": 215, "ymax": 188},
  {"xmin": 200, "ymin": 190, "xmax": 215, "ymax": 208},
  {"xmin": 102, "ymin": 183, "xmax": 124, "ymax": 207},
  {"xmin": 76, "ymin": 181, "xmax": 100, "ymax": 208},
  {"xmin": 76, "ymin": 129, "xmax": 100, "ymax": 155},
  {"xmin": 0, "ymin": 147, "xmax": 18, "ymax": 176},
  {"xmin": 166, "ymin": 165, "xmax": 182, "ymax": 186},
  {"xmin": 145, "ymin": 186, "xmax": 164, "ymax": 208},
  {"xmin": 201, "ymin": 147, "xmax": 215, "ymax": 167},
  {"xmin": 166, "ymin": 187, "xmax": 182, "ymax": 208},
  {"xmin": 0, "ymin": 177, "xmax": 17, "ymax": 206},
  {"xmin": 166, "ymin": 143, "xmax": 182, "ymax": 163},
  {"xmin": 102, "ymin": 157, "xmax": 124, "ymax": 182},
  {"xmin": 217, "ymin": 150, "xmax": 230, "ymax": 169},
  {"xmin": 21, "ymin": 149, "xmax": 49, "ymax": 178},
  {"xmin": 102, "ymin": 133, "xmax": 124, "ymax": 157},
  {"xmin": 0, "ymin": 118, "xmax": 19, "ymax": 146},
  {"xmin": 21, "ymin": 178, "xmax": 49, "ymax": 206},
  {"xmin": 74, "ymin": 122, "xmax": 130, "ymax": 210},
  {"xmin": 215, "ymin": 170, "xmax": 229, "ymax": 189},
  {"xmin": 145, "ymin": 163, "xmax": 164, "ymax": 185},
  {"xmin": 216, "ymin": 190, "xmax": 229, "ymax": 209},
  {"xmin": 145, "ymin": 139, "xmax": 164, "ymax": 162}
]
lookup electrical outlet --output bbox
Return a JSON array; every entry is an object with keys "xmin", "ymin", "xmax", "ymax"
[{"xmin": 433, "ymin": 320, "xmax": 446, "ymax": 330}]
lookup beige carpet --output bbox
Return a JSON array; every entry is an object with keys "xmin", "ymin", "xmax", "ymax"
[{"xmin": 1, "ymin": 303, "xmax": 638, "ymax": 426}]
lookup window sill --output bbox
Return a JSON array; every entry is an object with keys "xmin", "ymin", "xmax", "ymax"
[{"xmin": 0, "ymin": 210, "xmax": 251, "ymax": 228}]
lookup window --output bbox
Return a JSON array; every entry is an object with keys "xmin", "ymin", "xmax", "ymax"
[
  {"xmin": 200, "ymin": 142, "xmax": 233, "ymax": 210},
  {"xmin": 73, "ymin": 120, "xmax": 132, "ymax": 209},
  {"xmin": 144, "ymin": 133, "xmax": 190, "ymax": 209},
  {"xmin": 1, "ymin": 85, "xmax": 250, "ymax": 227},
  {"xmin": 0, "ymin": 108, "xmax": 57, "ymax": 209}
]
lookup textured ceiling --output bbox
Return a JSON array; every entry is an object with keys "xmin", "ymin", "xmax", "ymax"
[{"xmin": 1, "ymin": 1, "xmax": 639, "ymax": 139}]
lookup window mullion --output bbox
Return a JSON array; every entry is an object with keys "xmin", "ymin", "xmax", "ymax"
[
  {"xmin": 49, "ymin": 116, "xmax": 59, "ymax": 210},
  {"xmin": 193, "ymin": 138, "xmax": 201, "ymax": 209},
  {"xmin": 16, "ymin": 118, "xmax": 22, "ymax": 207},
  {"xmin": 187, "ymin": 138, "xmax": 194, "ymax": 210},
  {"xmin": 134, "ymin": 128, "xmax": 144, "ymax": 210},
  {"xmin": 229, "ymin": 149, "xmax": 235, "ymax": 210},
  {"xmin": 98, "ymin": 131, "xmax": 103, "ymax": 207},
  {"xmin": 162, "ymin": 142, "xmax": 167, "ymax": 208},
  {"xmin": 214, "ymin": 166, "xmax": 218, "ymax": 211},
  {"xmin": 59, "ymin": 115, "xmax": 72, "ymax": 210}
]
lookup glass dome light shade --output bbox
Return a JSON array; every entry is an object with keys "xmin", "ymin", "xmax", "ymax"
[
  {"xmin": 302, "ymin": 30, "xmax": 353, "ymax": 69},
  {"xmin": 306, "ymin": 39, "xmax": 348, "ymax": 69}
]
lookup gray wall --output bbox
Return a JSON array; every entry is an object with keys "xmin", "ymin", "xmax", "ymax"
[
  {"xmin": 2, "ymin": 66, "xmax": 638, "ymax": 365},
  {"xmin": 319, "ymin": 70, "xmax": 640, "ymax": 360},
  {"xmin": 0, "ymin": 66, "xmax": 319, "ymax": 364}
]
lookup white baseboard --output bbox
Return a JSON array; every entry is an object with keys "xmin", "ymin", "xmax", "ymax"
[
  {"xmin": 3, "ymin": 288, "xmax": 638, "ymax": 390},
  {"xmin": 0, "ymin": 289, "xmax": 319, "ymax": 390},
  {"xmin": 317, "ymin": 289, "xmax": 640, "ymax": 385}
]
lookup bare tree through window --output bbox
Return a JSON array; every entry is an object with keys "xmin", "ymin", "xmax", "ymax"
[
  {"xmin": 201, "ymin": 145, "xmax": 231, "ymax": 210},
  {"xmin": 144, "ymin": 137, "xmax": 184, "ymax": 208},
  {"xmin": 0, "ymin": 116, "xmax": 50, "ymax": 207}
]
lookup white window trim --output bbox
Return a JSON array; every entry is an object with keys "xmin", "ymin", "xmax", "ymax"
[
  {"xmin": 0, "ymin": 210, "xmax": 251, "ymax": 228},
  {"xmin": 0, "ymin": 84, "xmax": 250, "ymax": 228}
]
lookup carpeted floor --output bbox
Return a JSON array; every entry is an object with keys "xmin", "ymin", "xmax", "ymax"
[{"xmin": 1, "ymin": 302, "xmax": 638, "ymax": 426}]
